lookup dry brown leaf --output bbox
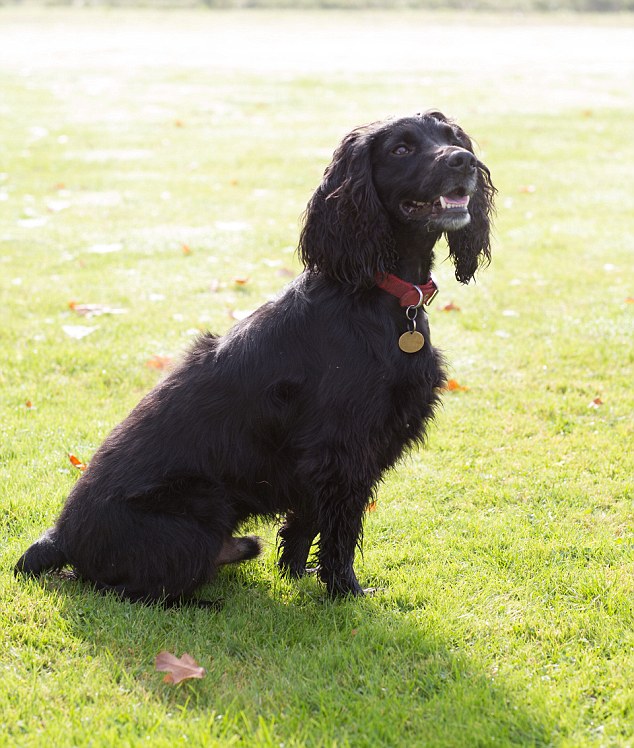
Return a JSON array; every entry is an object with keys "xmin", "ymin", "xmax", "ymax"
[
  {"xmin": 68, "ymin": 453, "xmax": 87, "ymax": 471},
  {"xmin": 25, "ymin": 399, "xmax": 34, "ymax": 409},
  {"xmin": 233, "ymin": 277, "xmax": 249, "ymax": 286},
  {"xmin": 588, "ymin": 397, "xmax": 604, "ymax": 409},
  {"xmin": 145, "ymin": 355, "xmax": 173, "ymax": 371},
  {"xmin": 69, "ymin": 301, "xmax": 127, "ymax": 318},
  {"xmin": 440, "ymin": 301, "xmax": 461, "ymax": 312},
  {"xmin": 155, "ymin": 651, "xmax": 205, "ymax": 685},
  {"xmin": 366, "ymin": 500, "xmax": 377, "ymax": 513},
  {"xmin": 182, "ymin": 244, "xmax": 192, "ymax": 255},
  {"xmin": 626, "ymin": 297, "xmax": 634, "ymax": 304},
  {"xmin": 519, "ymin": 185, "xmax": 536, "ymax": 194},
  {"xmin": 445, "ymin": 379, "xmax": 469, "ymax": 392}
]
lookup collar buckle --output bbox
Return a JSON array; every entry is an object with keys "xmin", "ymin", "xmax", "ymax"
[
  {"xmin": 375, "ymin": 272, "xmax": 440, "ymax": 310},
  {"xmin": 420, "ymin": 274, "xmax": 439, "ymax": 307}
]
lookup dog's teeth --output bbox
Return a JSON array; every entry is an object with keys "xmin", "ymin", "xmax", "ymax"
[
  {"xmin": 438, "ymin": 195, "xmax": 470, "ymax": 210},
  {"xmin": 406, "ymin": 201, "xmax": 425, "ymax": 212}
]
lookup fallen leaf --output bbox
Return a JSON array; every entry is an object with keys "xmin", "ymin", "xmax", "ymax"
[
  {"xmin": 28, "ymin": 125, "xmax": 48, "ymax": 140},
  {"xmin": 182, "ymin": 243, "xmax": 192, "ymax": 255},
  {"xmin": 366, "ymin": 500, "xmax": 377, "ymax": 513},
  {"xmin": 588, "ymin": 397, "xmax": 604, "ymax": 409},
  {"xmin": 626, "ymin": 297, "xmax": 634, "ymax": 304},
  {"xmin": 228, "ymin": 309, "xmax": 254, "ymax": 321},
  {"xmin": 174, "ymin": 119, "xmax": 185, "ymax": 128},
  {"xmin": 62, "ymin": 324, "xmax": 98, "ymax": 339},
  {"xmin": 69, "ymin": 302, "xmax": 127, "ymax": 318},
  {"xmin": 145, "ymin": 355, "xmax": 173, "ymax": 370},
  {"xmin": 440, "ymin": 301, "xmax": 461, "ymax": 312},
  {"xmin": 46, "ymin": 199, "xmax": 70, "ymax": 213},
  {"xmin": 445, "ymin": 379, "xmax": 469, "ymax": 392},
  {"xmin": 519, "ymin": 185, "xmax": 536, "ymax": 194},
  {"xmin": 86, "ymin": 242, "xmax": 123, "ymax": 255},
  {"xmin": 155, "ymin": 651, "xmax": 205, "ymax": 685},
  {"xmin": 68, "ymin": 453, "xmax": 87, "ymax": 471},
  {"xmin": 233, "ymin": 277, "xmax": 249, "ymax": 286},
  {"xmin": 276, "ymin": 268, "xmax": 295, "ymax": 279},
  {"xmin": 18, "ymin": 216, "xmax": 49, "ymax": 228},
  {"xmin": 25, "ymin": 399, "xmax": 34, "ymax": 409}
]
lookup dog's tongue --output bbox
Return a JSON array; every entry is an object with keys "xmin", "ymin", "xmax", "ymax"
[{"xmin": 439, "ymin": 194, "xmax": 470, "ymax": 209}]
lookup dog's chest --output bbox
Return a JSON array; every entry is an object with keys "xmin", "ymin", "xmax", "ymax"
[{"xmin": 372, "ymin": 338, "xmax": 445, "ymax": 459}]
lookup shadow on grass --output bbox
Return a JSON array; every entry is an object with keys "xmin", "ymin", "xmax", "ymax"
[{"xmin": 25, "ymin": 564, "xmax": 556, "ymax": 748}]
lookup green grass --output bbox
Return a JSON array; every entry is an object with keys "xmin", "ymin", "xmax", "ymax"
[{"xmin": 1, "ymin": 7, "xmax": 633, "ymax": 747}]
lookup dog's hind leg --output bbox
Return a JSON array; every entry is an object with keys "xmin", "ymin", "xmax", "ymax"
[
  {"xmin": 71, "ymin": 512, "xmax": 227, "ymax": 606},
  {"xmin": 51, "ymin": 477, "xmax": 242, "ymax": 605}
]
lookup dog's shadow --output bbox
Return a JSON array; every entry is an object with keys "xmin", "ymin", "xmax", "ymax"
[{"xmin": 36, "ymin": 562, "xmax": 554, "ymax": 746}]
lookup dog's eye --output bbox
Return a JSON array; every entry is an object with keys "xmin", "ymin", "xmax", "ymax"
[{"xmin": 392, "ymin": 144, "xmax": 412, "ymax": 156}]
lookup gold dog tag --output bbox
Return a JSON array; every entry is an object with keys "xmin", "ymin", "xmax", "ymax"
[{"xmin": 398, "ymin": 331, "xmax": 425, "ymax": 353}]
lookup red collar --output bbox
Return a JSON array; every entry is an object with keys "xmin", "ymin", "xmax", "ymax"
[{"xmin": 375, "ymin": 273, "xmax": 439, "ymax": 308}]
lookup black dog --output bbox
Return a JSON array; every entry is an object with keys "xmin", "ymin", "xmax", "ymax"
[{"xmin": 16, "ymin": 111, "xmax": 495, "ymax": 602}]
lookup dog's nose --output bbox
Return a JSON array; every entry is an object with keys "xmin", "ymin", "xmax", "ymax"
[{"xmin": 446, "ymin": 148, "xmax": 477, "ymax": 174}]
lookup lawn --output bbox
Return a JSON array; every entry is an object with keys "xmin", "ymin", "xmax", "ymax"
[{"xmin": 1, "ymin": 7, "xmax": 633, "ymax": 747}]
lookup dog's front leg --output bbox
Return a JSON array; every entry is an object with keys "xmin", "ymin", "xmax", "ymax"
[
  {"xmin": 278, "ymin": 509, "xmax": 317, "ymax": 579},
  {"xmin": 316, "ymin": 486, "xmax": 369, "ymax": 597}
]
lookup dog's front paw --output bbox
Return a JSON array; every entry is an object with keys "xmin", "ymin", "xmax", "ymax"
[
  {"xmin": 278, "ymin": 533, "xmax": 314, "ymax": 579},
  {"xmin": 278, "ymin": 556, "xmax": 308, "ymax": 580},
  {"xmin": 320, "ymin": 567, "xmax": 365, "ymax": 598}
]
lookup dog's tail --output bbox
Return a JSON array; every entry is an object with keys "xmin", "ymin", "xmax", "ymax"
[{"xmin": 14, "ymin": 528, "xmax": 68, "ymax": 577}]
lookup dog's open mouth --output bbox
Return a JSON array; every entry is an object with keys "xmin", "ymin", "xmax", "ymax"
[{"xmin": 400, "ymin": 191, "xmax": 470, "ymax": 220}]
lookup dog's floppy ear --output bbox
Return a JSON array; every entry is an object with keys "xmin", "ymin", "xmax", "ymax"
[
  {"xmin": 299, "ymin": 125, "xmax": 396, "ymax": 290},
  {"xmin": 446, "ymin": 126, "xmax": 496, "ymax": 284}
]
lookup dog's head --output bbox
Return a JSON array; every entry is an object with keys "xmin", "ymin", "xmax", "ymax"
[{"xmin": 299, "ymin": 111, "xmax": 496, "ymax": 288}]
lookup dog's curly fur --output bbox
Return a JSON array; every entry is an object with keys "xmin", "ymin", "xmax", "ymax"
[{"xmin": 15, "ymin": 111, "xmax": 495, "ymax": 602}]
